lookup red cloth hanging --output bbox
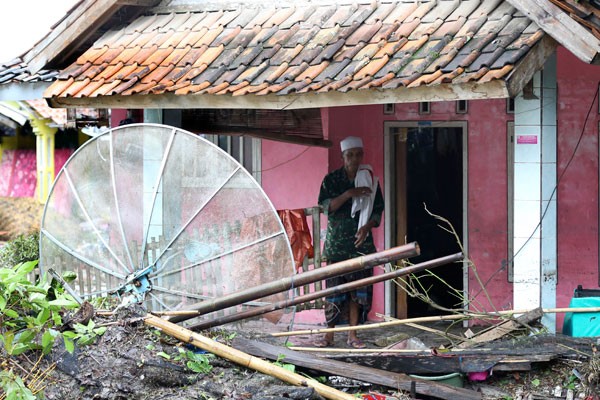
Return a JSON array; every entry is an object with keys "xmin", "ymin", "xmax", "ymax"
[{"xmin": 277, "ymin": 209, "xmax": 314, "ymax": 272}]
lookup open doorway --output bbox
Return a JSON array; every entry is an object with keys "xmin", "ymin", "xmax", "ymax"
[{"xmin": 385, "ymin": 122, "xmax": 467, "ymax": 318}]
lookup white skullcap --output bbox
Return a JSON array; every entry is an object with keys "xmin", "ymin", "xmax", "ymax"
[{"xmin": 340, "ymin": 136, "xmax": 363, "ymax": 152}]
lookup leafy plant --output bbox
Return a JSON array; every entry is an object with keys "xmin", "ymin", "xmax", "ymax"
[
  {"xmin": 173, "ymin": 347, "xmax": 214, "ymax": 374},
  {"xmin": 0, "ymin": 233, "xmax": 39, "ymax": 269},
  {"xmin": 0, "ymin": 260, "xmax": 80, "ymax": 399},
  {"xmin": 0, "ymin": 370, "xmax": 35, "ymax": 400},
  {"xmin": 273, "ymin": 354, "xmax": 295, "ymax": 372},
  {"xmin": 0, "ymin": 261, "xmax": 79, "ymax": 355},
  {"xmin": 61, "ymin": 320, "xmax": 107, "ymax": 352}
]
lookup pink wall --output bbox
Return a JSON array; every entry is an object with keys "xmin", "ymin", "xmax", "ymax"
[
  {"xmin": 261, "ymin": 142, "xmax": 328, "ymax": 211},
  {"xmin": 466, "ymin": 101, "xmax": 514, "ymax": 312},
  {"xmin": 556, "ymin": 47, "xmax": 600, "ymax": 328}
]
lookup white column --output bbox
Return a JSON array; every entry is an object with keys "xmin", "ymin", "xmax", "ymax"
[{"xmin": 513, "ymin": 56, "xmax": 557, "ymax": 331}]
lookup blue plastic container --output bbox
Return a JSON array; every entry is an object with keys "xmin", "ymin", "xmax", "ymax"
[{"xmin": 563, "ymin": 285, "xmax": 600, "ymax": 337}]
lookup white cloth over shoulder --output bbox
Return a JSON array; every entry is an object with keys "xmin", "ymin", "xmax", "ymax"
[{"xmin": 351, "ymin": 164, "xmax": 378, "ymax": 232}]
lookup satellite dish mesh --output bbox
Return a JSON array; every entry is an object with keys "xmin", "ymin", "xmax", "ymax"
[{"xmin": 40, "ymin": 124, "xmax": 296, "ymax": 328}]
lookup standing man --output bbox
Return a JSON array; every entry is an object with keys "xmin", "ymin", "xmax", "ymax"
[{"xmin": 315, "ymin": 136, "xmax": 384, "ymax": 348}]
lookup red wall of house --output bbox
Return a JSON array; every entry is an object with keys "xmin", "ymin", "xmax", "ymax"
[{"xmin": 556, "ymin": 47, "xmax": 600, "ymax": 329}]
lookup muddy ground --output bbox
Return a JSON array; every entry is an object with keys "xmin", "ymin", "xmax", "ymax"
[{"xmin": 12, "ymin": 307, "xmax": 600, "ymax": 400}]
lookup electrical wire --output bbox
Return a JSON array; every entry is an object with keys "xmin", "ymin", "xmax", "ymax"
[
  {"xmin": 511, "ymin": 82, "xmax": 599, "ymax": 264},
  {"xmin": 259, "ymin": 146, "xmax": 311, "ymax": 172}
]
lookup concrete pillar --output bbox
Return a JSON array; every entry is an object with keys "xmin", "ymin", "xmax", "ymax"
[
  {"xmin": 512, "ymin": 55, "xmax": 557, "ymax": 331},
  {"xmin": 30, "ymin": 118, "xmax": 57, "ymax": 204},
  {"xmin": 540, "ymin": 54, "xmax": 557, "ymax": 330}
]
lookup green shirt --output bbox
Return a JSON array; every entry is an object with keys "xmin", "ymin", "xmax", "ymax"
[{"xmin": 318, "ymin": 167, "xmax": 384, "ymax": 262}]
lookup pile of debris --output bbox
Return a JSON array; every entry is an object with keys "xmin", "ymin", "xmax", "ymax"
[{"xmin": 6, "ymin": 303, "xmax": 596, "ymax": 400}]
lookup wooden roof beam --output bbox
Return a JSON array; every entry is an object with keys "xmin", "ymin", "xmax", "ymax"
[
  {"xmin": 506, "ymin": 34, "xmax": 558, "ymax": 97},
  {"xmin": 46, "ymin": 79, "xmax": 513, "ymax": 110},
  {"xmin": 506, "ymin": 0, "xmax": 600, "ymax": 64}
]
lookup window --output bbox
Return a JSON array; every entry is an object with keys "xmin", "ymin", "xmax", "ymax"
[
  {"xmin": 418, "ymin": 102, "xmax": 430, "ymax": 114},
  {"xmin": 456, "ymin": 100, "xmax": 468, "ymax": 114},
  {"xmin": 203, "ymin": 134, "xmax": 262, "ymax": 183},
  {"xmin": 507, "ymin": 98, "xmax": 515, "ymax": 114},
  {"xmin": 383, "ymin": 104, "xmax": 395, "ymax": 114}
]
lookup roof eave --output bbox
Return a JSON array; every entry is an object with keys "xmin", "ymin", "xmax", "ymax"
[
  {"xmin": 45, "ymin": 79, "xmax": 513, "ymax": 110},
  {"xmin": 0, "ymin": 82, "xmax": 51, "ymax": 102}
]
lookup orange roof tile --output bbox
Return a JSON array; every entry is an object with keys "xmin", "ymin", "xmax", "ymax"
[{"xmin": 42, "ymin": 1, "xmax": 549, "ymax": 101}]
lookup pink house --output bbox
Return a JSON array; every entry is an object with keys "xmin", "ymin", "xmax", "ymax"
[{"xmin": 2, "ymin": 0, "xmax": 600, "ymax": 332}]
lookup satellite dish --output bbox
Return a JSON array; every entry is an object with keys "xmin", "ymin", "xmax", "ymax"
[{"xmin": 39, "ymin": 123, "xmax": 295, "ymax": 327}]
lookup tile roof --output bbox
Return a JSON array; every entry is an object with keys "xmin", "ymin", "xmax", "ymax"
[
  {"xmin": 0, "ymin": 58, "xmax": 59, "ymax": 85},
  {"xmin": 25, "ymin": 99, "xmax": 68, "ymax": 127},
  {"xmin": 43, "ymin": 0, "xmax": 546, "ymax": 103}
]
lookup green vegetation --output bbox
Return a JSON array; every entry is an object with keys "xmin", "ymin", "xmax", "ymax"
[
  {"xmin": 0, "ymin": 233, "xmax": 39, "ymax": 269},
  {"xmin": 0, "ymin": 260, "xmax": 79, "ymax": 399}
]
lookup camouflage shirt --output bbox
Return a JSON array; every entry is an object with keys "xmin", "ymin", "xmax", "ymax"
[{"xmin": 318, "ymin": 167, "xmax": 384, "ymax": 262}]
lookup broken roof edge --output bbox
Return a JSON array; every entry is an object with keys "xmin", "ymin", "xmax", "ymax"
[
  {"xmin": 46, "ymin": 79, "xmax": 512, "ymax": 110},
  {"xmin": 155, "ymin": 0, "xmax": 403, "ymax": 12},
  {"xmin": 20, "ymin": 0, "xmax": 161, "ymax": 77},
  {"xmin": 506, "ymin": 0, "xmax": 600, "ymax": 64}
]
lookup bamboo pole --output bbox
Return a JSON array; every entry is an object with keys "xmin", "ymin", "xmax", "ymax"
[
  {"xmin": 144, "ymin": 314, "xmax": 356, "ymax": 400},
  {"xmin": 168, "ymin": 242, "xmax": 420, "ymax": 323},
  {"xmin": 271, "ymin": 307, "xmax": 600, "ymax": 337},
  {"xmin": 190, "ymin": 252, "xmax": 463, "ymax": 331}
]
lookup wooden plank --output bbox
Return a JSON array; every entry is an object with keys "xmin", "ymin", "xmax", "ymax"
[
  {"xmin": 455, "ymin": 307, "xmax": 544, "ymax": 349},
  {"xmin": 233, "ymin": 337, "xmax": 482, "ymax": 400},
  {"xmin": 506, "ymin": 0, "xmax": 600, "ymax": 63},
  {"xmin": 145, "ymin": 315, "xmax": 357, "ymax": 400},
  {"xmin": 24, "ymin": 0, "xmax": 118, "ymax": 71},
  {"xmin": 394, "ymin": 130, "xmax": 408, "ymax": 319},
  {"xmin": 327, "ymin": 353, "xmax": 555, "ymax": 374}
]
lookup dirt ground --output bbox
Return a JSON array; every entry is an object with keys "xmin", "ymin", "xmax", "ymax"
[{"xmin": 18, "ymin": 306, "xmax": 599, "ymax": 400}]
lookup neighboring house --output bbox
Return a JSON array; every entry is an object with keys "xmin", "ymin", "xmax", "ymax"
[
  {"xmin": 0, "ymin": 99, "xmax": 77, "ymax": 201},
  {"xmin": 1, "ymin": 0, "xmax": 600, "ymax": 332}
]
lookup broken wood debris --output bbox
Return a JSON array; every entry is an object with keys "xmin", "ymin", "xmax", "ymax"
[
  {"xmin": 454, "ymin": 307, "xmax": 545, "ymax": 349},
  {"xmin": 233, "ymin": 337, "xmax": 483, "ymax": 400},
  {"xmin": 268, "ymin": 306, "xmax": 597, "ymax": 395}
]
